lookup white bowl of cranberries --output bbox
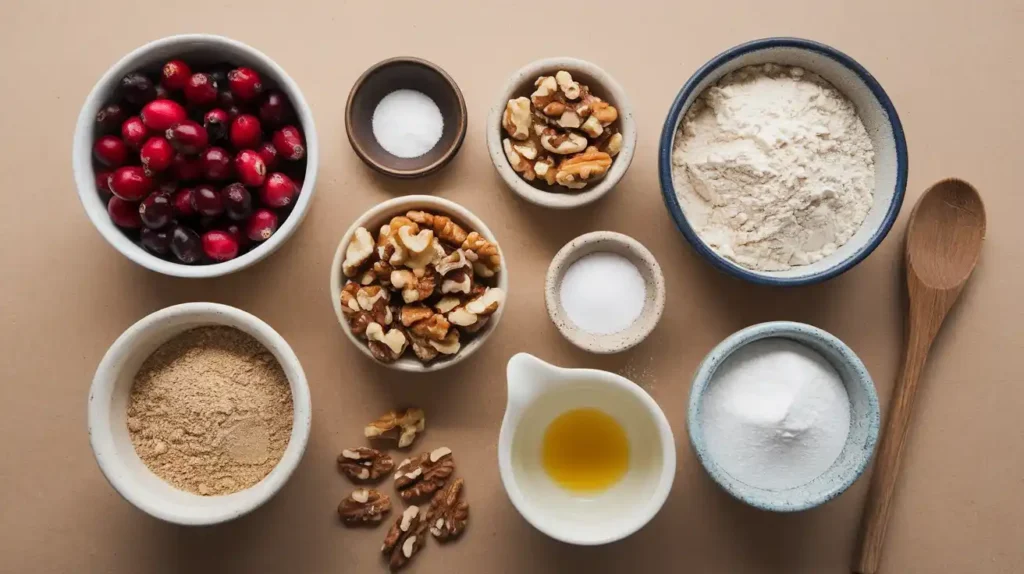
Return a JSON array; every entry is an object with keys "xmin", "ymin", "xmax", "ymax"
[{"xmin": 73, "ymin": 34, "xmax": 318, "ymax": 277}]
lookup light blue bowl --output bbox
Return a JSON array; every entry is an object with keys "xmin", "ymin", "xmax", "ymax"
[{"xmin": 687, "ymin": 321, "xmax": 880, "ymax": 512}]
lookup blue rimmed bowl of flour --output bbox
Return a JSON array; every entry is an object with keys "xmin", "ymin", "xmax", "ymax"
[
  {"xmin": 687, "ymin": 321, "xmax": 880, "ymax": 512},
  {"xmin": 658, "ymin": 38, "xmax": 907, "ymax": 286}
]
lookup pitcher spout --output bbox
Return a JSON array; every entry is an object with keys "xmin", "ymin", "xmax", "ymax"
[{"xmin": 505, "ymin": 353, "xmax": 558, "ymax": 414}]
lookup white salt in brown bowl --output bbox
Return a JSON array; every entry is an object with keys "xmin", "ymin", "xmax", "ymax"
[{"xmin": 87, "ymin": 303, "xmax": 311, "ymax": 525}]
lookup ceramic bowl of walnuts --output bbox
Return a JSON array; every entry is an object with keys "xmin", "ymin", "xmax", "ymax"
[
  {"xmin": 486, "ymin": 57, "xmax": 636, "ymax": 209},
  {"xmin": 330, "ymin": 196, "xmax": 508, "ymax": 372}
]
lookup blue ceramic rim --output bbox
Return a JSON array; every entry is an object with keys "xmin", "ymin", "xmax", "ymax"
[
  {"xmin": 657, "ymin": 37, "xmax": 909, "ymax": 286},
  {"xmin": 686, "ymin": 321, "xmax": 881, "ymax": 512}
]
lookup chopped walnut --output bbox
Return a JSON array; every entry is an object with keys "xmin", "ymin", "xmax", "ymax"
[
  {"xmin": 338, "ymin": 447, "xmax": 395, "ymax": 482},
  {"xmin": 394, "ymin": 447, "xmax": 455, "ymax": 501},
  {"xmin": 365, "ymin": 408, "xmax": 425, "ymax": 448},
  {"xmin": 502, "ymin": 97, "xmax": 532, "ymax": 141},
  {"xmin": 409, "ymin": 313, "xmax": 450, "ymax": 342},
  {"xmin": 531, "ymin": 75, "xmax": 559, "ymax": 109},
  {"xmin": 435, "ymin": 248, "xmax": 471, "ymax": 276},
  {"xmin": 441, "ymin": 268, "xmax": 472, "ymax": 295},
  {"xmin": 366, "ymin": 323, "xmax": 408, "ymax": 363},
  {"xmin": 540, "ymin": 128, "xmax": 588, "ymax": 155},
  {"xmin": 465, "ymin": 287, "xmax": 505, "ymax": 316},
  {"xmin": 428, "ymin": 477, "xmax": 468, "ymax": 541},
  {"xmin": 400, "ymin": 304, "xmax": 434, "ymax": 327},
  {"xmin": 428, "ymin": 329, "xmax": 460, "ymax": 355},
  {"xmin": 434, "ymin": 296, "xmax": 462, "ymax": 314},
  {"xmin": 408, "ymin": 331, "xmax": 439, "ymax": 362},
  {"xmin": 555, "ymin": 70, "xmax": 581, "ymax": 100},
  {"xmin": 462, "ymin": 232, "xmax": 501, "ymax": 277},
  {"xmin": 343, "ymin": 227, "xmax": 375, "ymax": 277},
  {"xmin": 391, "ymin": 268, "xmax": 437, "ymax": 303},
  {"xmin": 555, "ymin": 147, "xmax": 613, "ymax": 190},
  {"xmin": 405, "ymin": 210, "xmax": 468, "ymax": 246},
  {"xmin": 338, "ymin": 488, "xmax": 392, "ymax": 526},
  {"xmin": 382, "ymin": 506, "xmax": 428, "ymax": 571}
]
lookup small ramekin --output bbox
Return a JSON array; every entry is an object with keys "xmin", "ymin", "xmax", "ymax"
[{"xmin": 87, "ymin": 303, "xmax": 312, "ymax": 525}]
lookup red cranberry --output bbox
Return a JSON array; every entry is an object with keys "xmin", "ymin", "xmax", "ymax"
[
  {"xmin": 203, "ymin": 108, "xmax": 230, "ymax": 142},
  {"xmin": 170, "ymin": 225, "xmax": 203, "ymax": 264},
  {"xmin": 245, "ymin": 208, "xmax": 279, "ymax": 241},
  {"xmin": 108, "ymin": 196, "xmax": 143, "ymax": 228},
  {"xmin": 139, "ymin": 192, "xmax": 174, "ymax": 229},
  {"xmin": 234, "ymin": 150, "xmax": 267, "ymax": 187},
  {"xmin": 223, "ymin": 223, "xmax": 249, "ymax": 247},
  {"xmin": 170, "ymin": 153, "xmax": 201, "ymax": 181},
  {"xmin": 172, "ymin": 187, "xmax": 196, "ymax": 217},
  {"xmin": 93, "ymin": 135, "xmax": 128, "ymax": 167},
  {"xmin": 230, "ymin": 114, "xmax": 262, "ymax": 149},
  {"xmin": 118, "ymin": 72, "xmax": 156, "ymax": 106},
  {"xmin": 227, "ymin": 67, "xmax": 263, "ymax": 101},
  {"xmin": 161, "ymin": 60, "xmax": 191, "ymax": 91},
  {"xmin": 140, "ymin": 227, "xmax": 173, "ymax": 255},
  {"xmin": 108, "ymin": 166, "xmax": 152, "ymax": 201},
  {"xmin": 121, "ymin": 116, "xmax": 148, "ymax": 149},
  {"xmin": 191, "ymin": 184, "xmax": 224, "ymax": 216},
  {"xmin": 95, "ymin": 103, "xmax": 127, "ymax": 134},
  {"xmin": 255, "ymin": 142, "xmax": 279, "ymax": 170},
  {"xmin": 183, "ymin": 73, "xmax": 218, "ymax": 106},
  {"xmin": 166, "ymin": 120, "xmax": 209, "ymax": 155},
  {"xmin": 200, "ymin": 147, "xmax": 233, "ymax": 181},
  {"xmin": 96, "ymin": 170, "xmax": 113, "ymax": 196},
  {"xmin": 140, "ymin": 99, "xmax": 187, "ymax": 131},
  {"xmin": 221, "ymin": 183, "xmax": 253, "ymax": 221},
  {"xmin": 202, "ymin": 230, "xmax": 240, "ymax": 261},
  {"xmin": 272, "ymin": 126, "xmax": 305, "ymax": 160},
  {"xmin": 259, "ymin": 172, "xmax": 297, "ymax": 208},
  {"xmin": 140, "ymin": 137, "xmax": 174, "ymax": 174},
  {"xmin": 258, "ymin": 91, "xmax": 291, "ymax": 128}
]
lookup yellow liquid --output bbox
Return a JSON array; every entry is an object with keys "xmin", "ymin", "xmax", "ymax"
[{"xmin": 541, "ymin": 408, "xmax": 629, "ymax": 493}]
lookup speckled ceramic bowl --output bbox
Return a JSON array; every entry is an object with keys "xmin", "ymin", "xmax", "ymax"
[
  {"xmin": 687, "ymin": 321, "xmax": 879, "ymax": 512},
  {"xmin": 545, "ymin": 232, "xmax": 665, "ymax": 354}
]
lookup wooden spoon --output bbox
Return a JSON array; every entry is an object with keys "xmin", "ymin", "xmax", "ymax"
[{"xmin": 853, "ymin": 179, "xmax": 986, "ymax": 573}]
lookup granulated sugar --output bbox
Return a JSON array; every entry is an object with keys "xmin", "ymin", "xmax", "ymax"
[
  {"xmin": 559, "ymin": 252, "xmax": 646, "ymax": 335},
  {"xmin": 372, "ymin": 89, "xmax": 444, "ymax": 158},
  {"xmin": 127, "ymin": 327, "xmax": 293, "ymax": 496}
]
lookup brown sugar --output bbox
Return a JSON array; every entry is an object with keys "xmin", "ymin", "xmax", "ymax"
[{"xmin": 127, "ymin": 326, "xmax": 294, "ymax": 496}]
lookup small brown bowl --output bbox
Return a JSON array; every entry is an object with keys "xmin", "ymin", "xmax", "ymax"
[{"xmin": 346, "ymin": 57, "xmax": 467, "ymax": 178}]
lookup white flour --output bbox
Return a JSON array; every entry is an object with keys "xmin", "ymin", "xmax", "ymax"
[{"xmin": 672, "ymin": 64, "xmax": 875, "ymax": 271}]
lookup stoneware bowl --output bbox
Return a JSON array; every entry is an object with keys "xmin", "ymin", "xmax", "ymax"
[
  {"xmin": 545, "ymin": 231, "xmax": 665, "ymax": 353},
  {"xmin": 87, "ymin": 303, "xmax": 312, "ymax": 525},
  {"xmin": 486, "ymin": 57, "xmax": 637, "ymax": 209},
  {"xmin": 687, "ymin": 321, "xmax": 880, "ymax": 512},
  {"xmin": 330, "ymin": 195, "xmax": 509, "ymax": 372},
  {"xmin": 658, "ymin": 37, "xmax": 907, "ymax": 286},
  {"xmin": 72, "ymin": 34, "xmax": 319, "ymax": 278},
  {"xmin": 346, "ymin": 57, "xmax": 467, "ymax": 178}
]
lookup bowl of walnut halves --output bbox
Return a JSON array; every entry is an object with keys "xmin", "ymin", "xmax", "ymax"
[
  {"xmin": 487, "ymin": 57, "xmax": 637, "ymax": 209},
  {"xmin": 331, "ymin": 195, "xmax": 509, "ymax": 371}
]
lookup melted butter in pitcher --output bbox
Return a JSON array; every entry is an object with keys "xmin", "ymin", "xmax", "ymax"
[{"xmin": 542, "ymin": 408, "xmax": 629, "ymax": 493}]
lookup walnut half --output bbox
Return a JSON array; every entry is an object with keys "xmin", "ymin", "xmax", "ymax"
[
  {"xmin": 394, "ymin": 446, "xmax": 455, "ymax": 502},
  {"xmin": 337, "ymin": 447, "xmax": 395, "ymax": 482},
  {"xmin": 338, "ymin": 488, "xmax": 392, "ymax": 526},
  {"xmin": 365, "ymin": 408, "xmax": 425, "ymax": 448},
  {"xmin": 381, "ymin": 505, "xmax": 428, "ymax": 571},
  {"xmin": 428, "ymin": 477, "xmax": 469, "ymax": 541}
]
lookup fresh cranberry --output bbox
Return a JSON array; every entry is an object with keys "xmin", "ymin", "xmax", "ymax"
[
  {"xmin": 256, "ymin": 142, "xmax": 279, "ymax": 170},
  {"xmin": 272, "ymin": 126, "xmax": 305, "ymax": 161},
  {"xmin": 108, "ymin": 166, "xmax": 152, "ymax": 201},
  {"xmin": 234, "ymin": 150, "xmax": 267, "ymax": 187},
  {"xmin": 161, "ymin": 60, "xmax": 191, "ymax": 91},
  {"xmin": 202, "ymin": 230, "xmax": 240, "ymax": 261},
  {"xmin": 223, "ymin": 223, "xmax": 248, "ymax": 248},
  {"xmin": 230, "ymin": 114, "xmax": 262, "ymax": 149},
  {"xmin": 245, "ymin": 208, "xmax": 278, "ymax": 241},
  {"xmin": 95, "ymin": 103, "xmax": 127, "ymax": 134},
  {"xmin": 191, "ymin": 183, "xmax": 223, "ymax": 216},
  {"xmin": 140, "ymin": 227, "xmax": 173, "ymax": 255},
  {"xmin": 96, "ymin": 170, "xmax": 113, "ymax": 196},
  {"xmin": 140, "ymin": 99, "xmax": 187, "ymax": 131},
  {"xmin": 227, "ymin": 67, "xmax": 263, "ymax": 101},
  {"xmin": 258, "ymin": 91, "xmax": 291, "ymax": 128},
  {"xmin": 170, "ymin": 225, "xmax": 203, "ymax": 264},
  {"xmin": 221, "ymin": 183, "xmax": 253, "ymax": 221},
  {"xmin": 203, "ymin": 108, "xmax": 230, "ymax": 142},
  {"xmin": 166, "ymin": 120, "xmax": 209, "ymax": 155},
  {"xmin": 138, "ymin": 192, "xmax": 174, "ymax": 229},
  {"xmin": 108, "ymin": 196, "xmax": 143, "ymax": 228},
  {"xmin": 172, "ymin": 187, "xmax": 196, "ymax": 217},
  {"xmin": 183, "ymin": 73, "xmax": 218, "ymax": 106},
  {"xmin": 93, "ymin": 135, "xmax": 128, "ymax": 167},
  {"xmin": 259, "ymin": 172, "xmax": 297, "ymax": 208},
  {"xmin": 118, "ymin": 72, "xmax": 156, "ymax": 106},
  {"xmin": 121, "ymin": 116, "xmax": 148, "ymax": 149},
  {"xmin": 199, "ymin": 147, "xmax": 232, "ymax": 181},
  {"xmin": 170, "ymin": 153, "xmax": 201, "ymax": 181},
  {"xmin": 140, "ymin": 137, "xmax": 174, "ymax": 174}
]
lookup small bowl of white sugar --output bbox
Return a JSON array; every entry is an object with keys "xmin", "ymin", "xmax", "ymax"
[
  {"xmin": 545, "ymin": 231, "xmax": 665, "ymax": 354},
  {"xmin": 688, "ymin": 321, "xmax": 880, "ymax": 512}
]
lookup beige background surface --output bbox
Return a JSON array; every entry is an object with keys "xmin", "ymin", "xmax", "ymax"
[{"xmin": 1, "ymin": 1, "xmax": 1022, "ymax": 572}]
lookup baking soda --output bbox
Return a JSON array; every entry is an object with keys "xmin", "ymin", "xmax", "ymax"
[
  {"xmin": 372, "ymin": 89, "xmax": 444, "ymax": 158},
  {"xmin": 559, "ymin": 252, "xmax": 646, "ymax": 335}
]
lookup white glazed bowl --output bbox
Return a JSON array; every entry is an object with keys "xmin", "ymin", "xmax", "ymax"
[
  {"xmin": 498, "ymin": 354, "xmax": 675, "ymax": 545},
  {"xmin": 487, "ymin": 57, "xmax": 637, "ymax": 209},
  {"xmin": 330, "ymin": 195, "xmax": 509, "ymax": 372},
  {"xmin": 87, "ymin": 303, "xmax": 312, "ymax": 525},
  {"xmin": 72, "ymin": 34, "xmax": 319, "ymax": 278}
]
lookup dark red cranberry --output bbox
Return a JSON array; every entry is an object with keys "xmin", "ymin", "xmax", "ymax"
[
  {"xmin": 218, "ymin": 89, "xmax": 236, "ymax": 109},
  {"xmin": 202, "ymin": 230, "xmax": 240, "ymax": 261},
  {"xmin": 93, "ymin": 135, "xmax": 128, "ymax": 167},
  {"xmin": 161, "ymin": 60, "xmax": 191, "ymax": 91},
  {"xmin": 166, "ymin": 120, "xmax": 209, "ymax": 154},
  {"xmin": 108, "ymin": 196, "xmax": 143, "ymax": 228},
  {"xmin": 140, "ymin": 137, "xmax": 174, "ymax": 174},
  {"xmin": 140, "ymin": 99, "xmax": 187, "ymax": 131},
  {"xmin": 96, "ymin": 170, "xmax": 113, "ymax": 196},
  {"xmin": 154, "ymin": 84, "xmax": 171, "ymax": 100},
  {"xmin": 118, "ymin": 72, "xmax": 156, "ymax": 106},
  {"xmin": 138, "ymin": 192, "xmax": 174, "ymax": 229},
  {"xmin": 234, "ymin": 150, "xmax": 267, "ymax": 187},
  {"xmin": 226, "ymin": 105, "xmax": 242, "ymax": 120},
  {"xmin": 171, "ymin": 153, "xmax": 201, "ymax": 181},
  {"xmin": 108, "ymin": 166, "xmax": 152, "ymax": 201},
  {"xmin": 200, "ymin": 147, "xmax": 233, "ymax": 181},
  {"xmin": 223, "ymin": 223, "xmax": 248, "ymax": 247},
  {"xmin": 172, "ymin": 187, "xmax": 196, "ymax": 217},
  {"xmin": 203, "ymin": 108, "xmax": 230, "ymax": 142},
  {"xmin": 170, "ymin": 225, "xmax": 203, "ymax": 264},
  {"xmin": 221, "ymin": 183, "xmax": 253, "ymax": 221},
  {"xmin": 259, "ymin": 172, "xmax": 297, "ymax": 208},
  {"xmin": 191, "ymin": 183, "xmax": 224, "ymax": 216},
  {"xmin": 157, "ymin": 179, "xmax": 177, "ymax": 195},
  {"xmin": 227, "ymin": 67, "xmax": 263, "ymax": 101},
  {"xmin": 140, "ymin": 227, "xmax": 173, "ymax": 255},
  {"xmin": 95, "ymin": 103, "xmax": 127, "ymax": 134},
  {"xmin": 183, "ymin": 73, "xmax": 218, "ymax": 106},
  {"xmin": 230, "ymin": 114, "xmax": 262, "ymax": 149},
  {"xmin": 121, "ymin": 116, "xmax": 148, "ymax": 149},
  {"xmin": 272, "ymin": 126, "xmax": 305, "ymax": 160},
  {"xmin": 256, "ymin": 142, "xmax": 279, "ymax": 170},
  {"xmin": 258, "ymin": 91, "xmax": 291, "ymax": 128},
  {"xmin": 245, "ymin": 208, "xmax": 278, "ymax": 241}
]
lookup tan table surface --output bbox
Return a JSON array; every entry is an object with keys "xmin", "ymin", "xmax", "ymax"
[{"xmin": 2, "ymin": 1, "xmax": 1022, "ymax": 572}]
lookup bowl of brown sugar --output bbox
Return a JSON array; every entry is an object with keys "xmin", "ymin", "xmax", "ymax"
[{"xmin": 87, "ymin": 303, "xmax": 311, "ymax": 525}]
